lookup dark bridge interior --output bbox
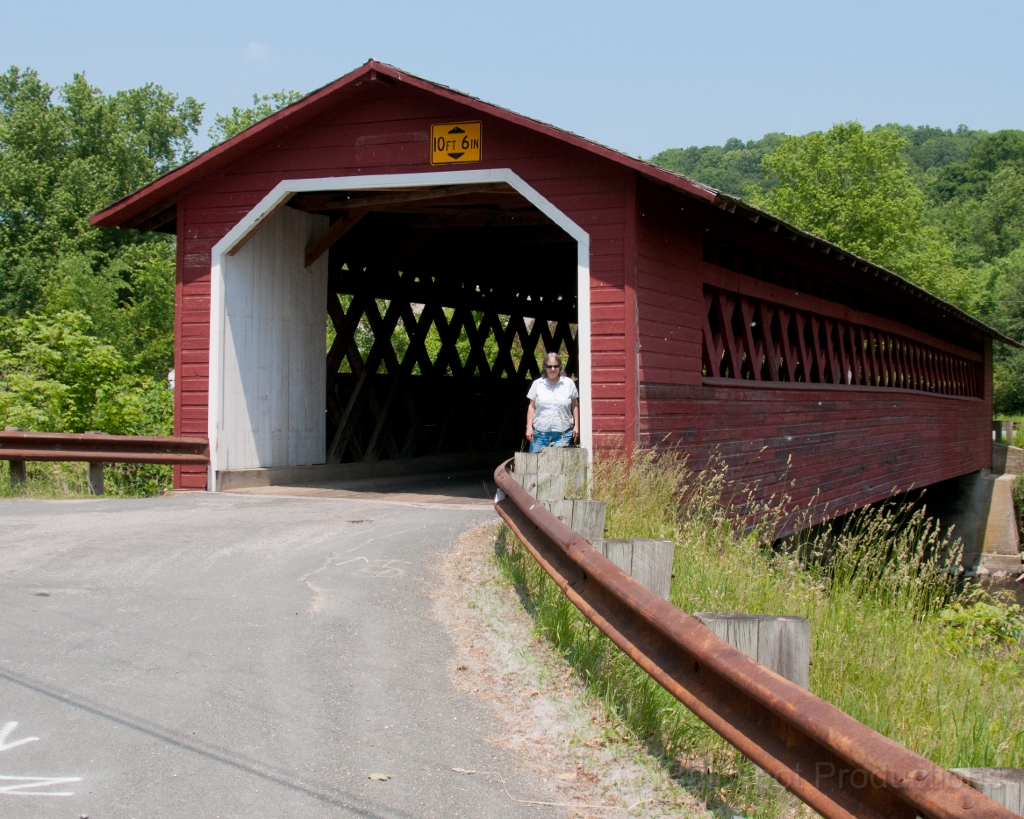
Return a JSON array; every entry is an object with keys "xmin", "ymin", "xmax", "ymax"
[{"xmin": 287, "ymin": 183, "xmax": 579, "ymax": 465}]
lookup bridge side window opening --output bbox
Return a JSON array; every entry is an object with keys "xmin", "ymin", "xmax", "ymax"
[{"xmin": 700, "ymin": 236, "xmax": 982, "ymax": 398}]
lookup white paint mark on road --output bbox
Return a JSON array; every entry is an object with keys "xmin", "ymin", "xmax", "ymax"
[
  {"xmin": 343, "ymin": 526, "xmax": 421, "ymax": 553},
  {"xmin": 0, "ymin": 723, "xmax": 37, "ymax": 753},
  {"xmin": 335, "ymin": 557, "xmax": 369, "ymax": 566},
  {"xmin": 357, "ymin": 559, "xmax": 412, "ymax": 578},
  {"xmin": 0, "ymin": 775, "xmax": 82, "ymax": 796},
  {"xmin": 1, "ymin": 722, "xmax": 81, "ymax": 796}
]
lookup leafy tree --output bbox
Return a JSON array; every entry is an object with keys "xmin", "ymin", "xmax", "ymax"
[
  {"xmin": 745, "ymin": 122, "xmax": 981, "ymax": 310},
  {"xmin": 748, "ymin": 123, "xmax": 924, "ymax": 268},
  {"xmin": 650, "ymin": 134, "xmax": 785, "ymax": 197},
  {"xmin": 0, "ymin": 311, "xmax": 171, "ymax": 435},
  {"xmin": 43, "ymin": 240, "xmax": 176, "ymax": 377},
  {"xmin": 208, "ymin": 90, "xmax": 305, "ymax": 144},
  {"xmin": 976, "ymin": 247, "xmax": 1024, "ymax": 414},
  {"xmin": 881, "ymin": 124, "xmax": 985, "ymax": 184},
  {"xmin": 0, "ymin": 66, "xmax": 201, "ymax": 317},
  {"xmin": 925, "ymin": 130, "xmax": 1024, "ymax": 267}
]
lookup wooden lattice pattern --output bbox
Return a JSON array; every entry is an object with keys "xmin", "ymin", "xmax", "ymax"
[
  {"xmin": 325, "ymin": 287, "xmax": 577, "ymax": 463},
  {"xmin": 701, "ymin": 287, "xmax": 981, "ymax": 397}
]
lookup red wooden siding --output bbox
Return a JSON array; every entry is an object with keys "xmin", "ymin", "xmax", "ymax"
[
  {"xmin": 635, "ymin": 179, "xmax": 992, "ymax": 523},
  {"xmin": 173, "ymin": 82, "xmax": 633, "ymax": 487}
]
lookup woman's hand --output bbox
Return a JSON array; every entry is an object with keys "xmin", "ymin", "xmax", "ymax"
[{"xmin": 525, "ymin": 399, "xmax": 536, "ymax": 442}]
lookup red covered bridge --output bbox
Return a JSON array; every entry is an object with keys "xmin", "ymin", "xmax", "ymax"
[{"xmin": 92, "ymin": 60, "xmax": 1012, "ymax": 520}]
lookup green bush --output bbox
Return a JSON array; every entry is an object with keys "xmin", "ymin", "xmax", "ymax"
[
  {"xmin": 0, "ymin": 310, "xmax": 172, "ymax": 496},
  {"xmin": 939, "ymin": 598, "xmax": 1024, "ymax": 654}
]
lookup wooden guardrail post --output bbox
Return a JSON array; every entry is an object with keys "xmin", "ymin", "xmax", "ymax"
[
  {"xmin": 994, "ymin": 420, "xmax": 1015, "ymax": 443},
  {"xmin": 593, "ymin": 538, "xmax": 674, "ymax": 599},
  {"xmin": 4, "ymin": 427, "xmax": 25, "ymax": 487},
  {"xmin": 9, "ymin": 460, "xmax": 26, "ymax": 486},
  {"xmin": 541, "ymin": 498, "xmax": 607, "ymax": 541},
  {"xmin": 512, "ymin": 448, "xmax": 606, "ymax": 541},
  {"xmin": 951, "ymin": 769, "xmax": 1024, "ymax": 817},
  {"xmin": 84, "ymin": 432, "xmax": 105, "ymax": 495},
  {"xmin": 87, "ymin": 463, "xmax": 105, "ymax": 496},
  {"xmin": 694, "ymin": 612, "xmax": 811, "ymax": 689}
]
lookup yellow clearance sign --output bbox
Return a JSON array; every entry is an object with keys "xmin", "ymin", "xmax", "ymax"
[{"xmin": 430, "ymin": 122, "xmax": 482, "ymax": 165}]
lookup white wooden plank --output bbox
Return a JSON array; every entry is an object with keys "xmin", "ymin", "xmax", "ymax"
[
  {"xmin": 570, "ymin": 499, "xmax": 605, "ymax": 540},
  {"xmin": 229, "ymin": 230, "xmax": 252, "ymax": 469},
  {"xmin": 629, "ymin": 539, "xmax": 673, "ymax": 599},
  {"xmin": 281, "ymin": 207, "xmax": 294, "ymax": 464},
  {"xmin": 271, "ymin": 207, "xmax": 287, "ymax": 466},
  {"xmin": 540, "ymin": 499, "xmax": 574, "ymax": 527},
  {"xmin": 756, "ymin": 616, "xmax": 811, "ymax": 690},
  {"xmin": 512, "ymin": 472, "xmax": 538, "ymax": 498},
  {"xmin": 239, "ymin": 231, "xmax": 256, "ymax": 469},
  {"xmin": 514, "ymin": 452, "xmax": 539, "ymax": 473},
  {"xmin": 600, "ymin": 539, "xmax": 632, "ymax": 575},
  {"xmin": 259, "ymin": 220, "xmax": 274, "ymax": 465},
  {"xmin": 694, "ymin": 613, "xmax": 811, "ymax": 689},
  {"xmin": 283, "ymin": 208, "xmax": 298, "ymax": 466},
  {"xmin": 304, "ymin": 213, "xmax": 328, "ymax": 464},
  {"xmin": 535, "ymin": 473, "xmax": 567, "ymax": 500},
  {"xmin": 218, "ymin": 207, "xmax": 342, "ymax": 470},
  {"xmin": 256, "ymin": 223, "xmax": 271, "ymax": 466}
]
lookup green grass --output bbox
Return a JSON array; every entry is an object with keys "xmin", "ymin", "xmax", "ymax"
[
  {"xmin": 494, "ymin": 449, "xmax": 1024, "ymax": 819},
  {"xmin": 0, "ymin": 459, "xmax": 171, "ymax": 498}
]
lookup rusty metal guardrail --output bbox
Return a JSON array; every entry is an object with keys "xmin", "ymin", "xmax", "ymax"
[
  {"xmin": 0, "ymin": 430, "xmax": 210, "ymax": 465},
  {"xmin": 493, "ymin": 458, "xmax": 1016, "ymax": 819}
]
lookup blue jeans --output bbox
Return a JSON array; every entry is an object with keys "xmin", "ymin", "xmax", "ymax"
[{"xmin": 529, "ymin": 428, "xmax": 573, "ymax": 453}]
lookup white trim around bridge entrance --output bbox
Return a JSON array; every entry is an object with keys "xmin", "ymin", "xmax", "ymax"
[{"xmin": 207, "ymin": 169, "xmax": 592, "ymax": 490}]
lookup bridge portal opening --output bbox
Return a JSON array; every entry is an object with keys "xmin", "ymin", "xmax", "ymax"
[
  {"xmin": 214, "ymin": 179, "xmax": 585, "ymax": 487},
  {"xmin": 290, "ymin": 181, "xmax": 579, "ymax": 475}
]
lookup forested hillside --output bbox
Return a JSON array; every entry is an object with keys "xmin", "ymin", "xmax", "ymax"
[
  {"xmin": 651, "ymin": 124, "xmax": 1024, "ymax": 413},
  {"xmin": 1, "ymin": 67, "xmax": 1022, "ymax": 495}
]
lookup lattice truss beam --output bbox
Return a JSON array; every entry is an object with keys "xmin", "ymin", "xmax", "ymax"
[
  {"xmin": 702, "ymin": 287, "xmax": 981, "ymax": 398},
  {"xmin": 317, "ymin": 209, "xmax": 579, "ymax": 464}
]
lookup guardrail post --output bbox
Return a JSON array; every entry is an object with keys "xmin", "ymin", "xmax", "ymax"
[
  {"xmin": 994, "ymin": 420, "xmax": 1015, "ymax": 443},
  {"xmin": 951, "ymin": 769, "xmax": 1024, "ymax": 817},
  {"xmin": 540, "ymin": 498, "xmax": 607, "ymax": 541},
  {"xmin": 694, "ymin": 612, "xmax": 811, "ymax": 689},
  {"xmin": 593, "ymin": 538, "xmax": 674, "ymax": 599},
  {"xmin": 87, "ymin": 463, "xmax": 104, "ymax": 496},
  {"xmin": 4, "ymin": 427, "xmax": 26, "ymax": 487},
  {"xmin": 568, "ymin": 499, "xmax": 605, "ymax": 540},
  {"xmin": 9, "ymin": 459, "xmax": 26, "ymax": 487}
]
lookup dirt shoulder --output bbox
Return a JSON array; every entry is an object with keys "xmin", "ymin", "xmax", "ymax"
[{"xmin": 432, "ymin": 523, "xmax": 711, "ymax": 819}]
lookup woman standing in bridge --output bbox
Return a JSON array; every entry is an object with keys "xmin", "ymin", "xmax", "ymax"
[{"xmin": 525, "ymin": 352, "xmax": 579, "ymax": 453}]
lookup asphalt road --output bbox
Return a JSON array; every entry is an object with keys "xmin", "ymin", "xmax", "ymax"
[{"xmin": 0, "ymin": 492, "xmax": 558, "ymax": 818}]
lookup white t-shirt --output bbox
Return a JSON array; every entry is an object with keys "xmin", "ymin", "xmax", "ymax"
[{"xmin": 527, "ymin": 375, "xmax": 579, "ymax": 433}]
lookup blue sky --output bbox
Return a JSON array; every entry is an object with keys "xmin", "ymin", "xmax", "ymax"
[{"xmin": 3, "ymin": 1, "xmax": 1023, "ymax": 157}]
